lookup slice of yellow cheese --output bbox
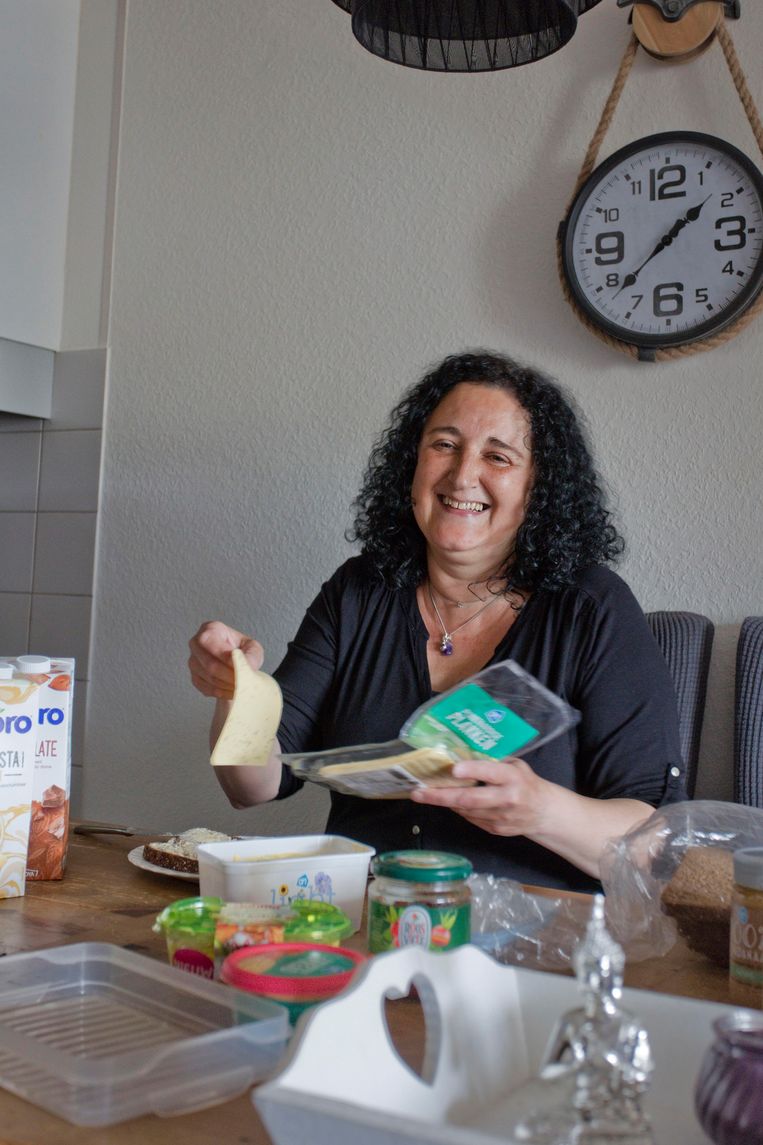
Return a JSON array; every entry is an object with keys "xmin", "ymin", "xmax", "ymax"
[
  {"xmin": 319, "ymin": 747, "xmax": 456, "ymax": 781},
  {"xmin": 210, "ymin": 649, "xmax": 283, "ymax": 767}
]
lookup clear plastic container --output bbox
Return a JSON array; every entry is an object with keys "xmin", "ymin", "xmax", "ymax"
[{"xmin": 0, "ymin": 941, "xmax": 289, "ymax": 1126}]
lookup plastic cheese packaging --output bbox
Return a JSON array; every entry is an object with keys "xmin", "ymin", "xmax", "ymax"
[
  {"xmin": 319, "ymin": 746, "xmax": 462, "ymax": 787},
  {"xmin": 0, "ymin": 661, "xmax": 42, "ymax": 898},
  {"xmin": 210, "ymin": 649, "xmax": 283, "ymax": 767},
  {"xmin": 284, "ymin": 659, "xmax": 580, "ymax": 799},
  {"xmin": 14, "ymin": 655, "xmax": 76, "ymax": 881}
]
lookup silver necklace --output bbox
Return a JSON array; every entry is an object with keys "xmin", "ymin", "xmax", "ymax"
[
  {"xmin": 442, "ymin": 591, "xmax": 488, "ymax": 609},
  {"xmin": 427, "ymin": 581, "xmax": 501, "ymax": 656}
]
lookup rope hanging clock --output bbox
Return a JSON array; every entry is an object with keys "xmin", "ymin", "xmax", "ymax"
[{"xmin": 557, "ymin": 1, "xmax": 763, "ymax": 362}]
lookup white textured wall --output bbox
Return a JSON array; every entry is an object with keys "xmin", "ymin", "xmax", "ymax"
[{"xmin": 84, "ymin": 1, "xmax": 763, "ymax": 834}]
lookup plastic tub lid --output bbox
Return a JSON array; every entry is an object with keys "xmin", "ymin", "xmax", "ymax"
[
  {"xmin": 218, "ymin": 903, "xmax": 296, "ymax": 926},
  {"xmin": 285, "ymin": 900, "xmax": 353, "ymax": 944},
  {"xmin": 154, "ymin": 896, "xmax": 223, "ymax": 936},
  {"xmin": 221, "ymin": 943, "xmax": 365, "ymax": 999},
  {"xmin": 734, "ymin": 847, "xmax": 763, "ymax": 891},
  {"xmin": 372, "ymin": 850, "xmax": 473, "ymax": 882},
  {"xmin": 16, "ymin": 654, "xmax": 52, "ymax": 673}
]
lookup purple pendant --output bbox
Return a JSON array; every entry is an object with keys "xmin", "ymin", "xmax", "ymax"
[{"xmin": 440, "ymin": 636, "xmax": 454, "ymax": 655}]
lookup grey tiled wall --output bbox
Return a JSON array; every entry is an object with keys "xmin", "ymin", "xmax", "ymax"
[{"xmin": 0, "ymin": 349, "xmax": 106, "ymax": 812}]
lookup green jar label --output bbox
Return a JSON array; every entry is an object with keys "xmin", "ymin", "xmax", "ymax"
[
  {"xmin": 405, "ymin": 683, "xmax": 538, "ymax": 760},
  {"xmin": 369, "ymin": 899, "xmax": 470, "ymax": 954}
]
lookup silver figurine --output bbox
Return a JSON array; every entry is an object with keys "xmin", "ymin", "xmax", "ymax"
[{"xmin": 514, "ymin": 894, "xmax": 654, "ymax": 1144}]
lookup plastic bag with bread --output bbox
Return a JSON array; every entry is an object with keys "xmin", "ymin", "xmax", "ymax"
[{"xmin": 600, "ymin": 799, "xmax": 763, "ymax": 964}]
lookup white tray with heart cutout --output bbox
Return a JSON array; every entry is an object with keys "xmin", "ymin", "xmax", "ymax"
[{"xmin": 255, "ymin": 943, "xmax": 737, "ymax": 1145}]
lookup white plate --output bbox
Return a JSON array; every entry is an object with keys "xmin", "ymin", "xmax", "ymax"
[{"xmin": 127, "ymin": 845, "xmax": 199, "ymax": 882}]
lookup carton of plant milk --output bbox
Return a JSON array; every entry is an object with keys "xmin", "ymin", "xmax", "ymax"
[
  {"xmin": 14, "ymin": 656, "xmax": 75, "ymax": 881},
  {"xmin": 0, "ymin": 661, "xmax": 41, "ymax": 898}
]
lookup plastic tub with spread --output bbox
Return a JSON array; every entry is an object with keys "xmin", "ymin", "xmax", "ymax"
[
  {"xmin": 197, "ymin": 834, "xmax": 374, "ymax": 930},
  {"xmin": 214, "ymin": 900, "xmax": 354, "ymax": 964},
  {"xmin": 153, "ymin": 895, "xmax": 222, "ymax": 978},
  {"xmin": 221, "ymin": 942, "xmax": 366, "ymax": 1025}
]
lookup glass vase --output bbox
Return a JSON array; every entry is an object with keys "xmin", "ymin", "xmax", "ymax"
[{"xmin": 695, "ymin": 1012, "xmax": 763, "ymax": 1145}]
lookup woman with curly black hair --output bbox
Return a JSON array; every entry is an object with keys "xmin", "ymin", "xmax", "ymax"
[
  {"xmin": 350, "ymin": 351, "xmax": 623, "ymax": 596},
  {"xmin": 189, "ymin": 351, "xmax": 683, "ymax": 891}
]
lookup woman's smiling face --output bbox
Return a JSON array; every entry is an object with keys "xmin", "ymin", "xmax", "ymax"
[{"xmin": 411, "ymin": 382, "xmax": 534, "ymax": 572}]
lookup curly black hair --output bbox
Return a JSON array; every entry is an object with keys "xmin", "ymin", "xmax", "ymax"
[{"xmin": 348, "ymin": 351, "xmax": 623, "ymax": 593}]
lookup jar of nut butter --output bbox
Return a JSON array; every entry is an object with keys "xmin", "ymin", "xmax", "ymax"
[{"xmin": 729, "ymin": 847, "xmax": 763, "ymax": 1009}]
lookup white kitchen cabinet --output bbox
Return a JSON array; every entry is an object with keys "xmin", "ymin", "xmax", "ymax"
[{"xmin": 0, "ymin": 0, "xmax": 121, "ymax": 416}]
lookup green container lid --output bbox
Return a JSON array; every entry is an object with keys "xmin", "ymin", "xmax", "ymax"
[
  {"xmin": 372, "ymin": 850, "xmax": 472, "ymax": 883},
  {"xmin": 284, "ymin": 900, "xmax": 353, "ymax": 943},
  {"xmin": 153, "ymin": 895, "xmax": 223, "ymax": 936}
]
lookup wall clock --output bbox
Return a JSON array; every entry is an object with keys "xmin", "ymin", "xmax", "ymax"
[{"xmin": 559, "ymin": 130, "xmax": 763, "ymax": 360}]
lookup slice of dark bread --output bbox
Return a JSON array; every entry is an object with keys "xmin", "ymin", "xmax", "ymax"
[{"xmin": 142, "ymin": 828, "xmax": 231, "ymax": 874}]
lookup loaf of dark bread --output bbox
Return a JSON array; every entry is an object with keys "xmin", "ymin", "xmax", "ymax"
[{"xmin": 661, "ymin": 846, "xmax": 734, "ymax": 967}]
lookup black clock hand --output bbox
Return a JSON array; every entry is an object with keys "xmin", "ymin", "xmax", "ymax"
[
  {"xmin": 655, "ymin": 193, "xmax": 713, "ymax": 251},
  {"xmin": 613, "ymin": 195, "xmax": 712, "ymax": 298}
]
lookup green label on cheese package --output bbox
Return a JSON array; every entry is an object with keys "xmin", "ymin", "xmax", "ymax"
[{"xmin": 405, "ymin": 683, "xmax": 539, "ymax": 760}]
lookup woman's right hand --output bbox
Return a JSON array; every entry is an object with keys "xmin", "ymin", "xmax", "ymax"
[
  {"xmin": 190, "ymin": 621, "xmax": 282, "ymax": 808},
  {"xmin": 187, "ymin": 621, "xmax": 265, "ymax": 700}
]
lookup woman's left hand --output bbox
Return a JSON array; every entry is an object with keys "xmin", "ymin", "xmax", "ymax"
[
  {"xmin": 411, "ymin": 757, "xmax": 655, "ymax": 879},
  {"xmin": 410, "ymin": 756, "xmax": 550, "ymax": 837}
]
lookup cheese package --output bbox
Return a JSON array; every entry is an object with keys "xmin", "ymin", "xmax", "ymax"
[
  {"xmin": 281, "ymin": 741, "xmax": 470, "ymax": 799},
  {"xmin": 284, "ymin": 659, "xmax": 580, "ymax": 800},
  {"xmin": 316, "ymin": 745, "xmax": 471, "ymax": 798},
  {"xmin": 12, "ymin": 656, "xmax": 76, "ymax": 881},
  {"xmin": 211, "ymin": 649, "xmax": 283, "ymax": 767},
  {"xmin": 0, "ymin": 661, "xmax": 42, "ymax": 898}
]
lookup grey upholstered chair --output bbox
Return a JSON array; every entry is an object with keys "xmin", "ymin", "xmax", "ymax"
[
  {"xmin": 734, "ymin": 616, "xmax": 763, "ymax": 808},
  {"xmin": 645, "ymin": 610, "xmax": 715, "ymax": 799}
]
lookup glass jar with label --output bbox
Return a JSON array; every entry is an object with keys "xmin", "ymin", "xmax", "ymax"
[
  {"xmin": 730, "ymin": 846, "xmax": 763, "ymax": 1008},
  {"xmin": 367, "ymin": 850, "xmax": 472, "ymax": 954}
]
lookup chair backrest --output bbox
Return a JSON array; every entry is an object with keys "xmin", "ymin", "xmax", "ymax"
[
  {"xmin": 734, "ymin": 616, "xmax": 763, "ymax": 808},
  {"xmin": 645, "ymin": 610, "xmax": 714, "ymax": 799}
]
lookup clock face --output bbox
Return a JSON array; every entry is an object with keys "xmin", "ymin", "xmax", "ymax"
[{"xmin": 561, "ymin": 132, "xmax": 763, "ymax": 350}]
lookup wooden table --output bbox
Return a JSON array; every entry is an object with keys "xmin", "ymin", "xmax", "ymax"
[{"xmin": 0, "ymin": 829, "xmax": 734, "ymax": 1145}]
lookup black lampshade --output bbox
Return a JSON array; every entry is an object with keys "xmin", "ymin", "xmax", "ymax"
[{"xmin": 330, "ymin": 1, "xmax": 605, "ymax": 71}]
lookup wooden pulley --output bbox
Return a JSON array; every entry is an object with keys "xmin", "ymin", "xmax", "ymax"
[{"xmin": 632, "ymin": 1, "xmax": 723, "ymax": 60}]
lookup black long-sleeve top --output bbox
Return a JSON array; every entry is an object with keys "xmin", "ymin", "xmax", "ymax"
[{"xmin": 271, "ymin": 556, "xmax": 684, "ymax": 891}]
